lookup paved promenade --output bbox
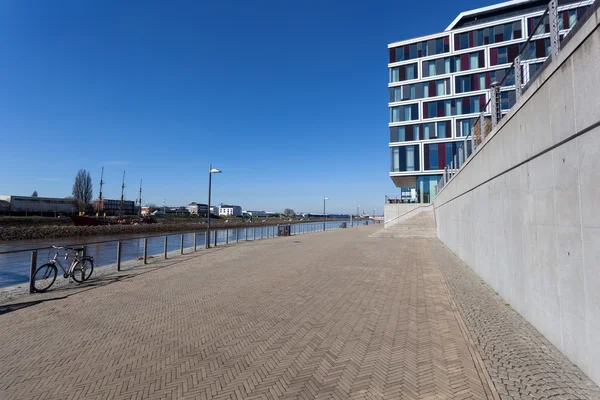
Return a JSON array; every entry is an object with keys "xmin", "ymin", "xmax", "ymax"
[{"xmin": 0, "ymin": 218, "xmax": 598, "ymax": 399}]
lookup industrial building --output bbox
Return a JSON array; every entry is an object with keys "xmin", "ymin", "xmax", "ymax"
[
  {"xmin": 93, "ymin": 199, "xmax": 136, "ymax": 216},
  {"xmin": 0, "ymin": 195, "xmax": 78, "ymax": 216},
  {"xmin": 187, "ymin": 202, "xmax": 209, "ymax": 216},
  {"xmin": 219, "ymin": 205, "xmax": 242, "ymax": 217}
]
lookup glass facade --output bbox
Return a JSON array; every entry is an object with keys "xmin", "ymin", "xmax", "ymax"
[
  {"xmin": 390, "ymin": 104, "xmax": 419, "ymax": 122},
  {"xmin": 417, "ymin": 175, "xmax": 442, "ymax": 203},
  {"xmin": 421, "ymin": 50, "xmax": 485, "ymax": 78},
  {"xmin": 423, "ymin": 142, "xmax": 461, "ymax": 171},
  {"xmin": 388, "ymin": 3, "xmax": 587, "ymax": 202},
  {"xmin": 390, "ymin": 121, "xmax": 453, "ymax": 142},
  {"xmin": 454, "ymin": 21, "xmax": 522, "ymax": 50},
  {"xmin": 389, "ymin": 36, "xmax": 450, "ymax": 63},
  {"xmin": 390, "ymin": 145, "xmax": 420, "ymax": 172},
  {"xmin": 389, "ymin": 79, "xmax": 451, "ymax": 102},
  {"xmin": 423, "ymin": 94, "xmax": 486, "ymax": 118},
  {"xmin": 389, "ymin": 63, "xmax": 418, "ymax": 83}
]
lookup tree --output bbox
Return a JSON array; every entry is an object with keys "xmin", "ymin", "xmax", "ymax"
[
  {"xmin": 283, "ymin": 208, "xmax": 296, "ymax": 217},
  {"xmin": 72, "ymin": 169, "xmax": 93, "ymax": 212},
  {"xmin": 31, "ymin": 191, "xmax": 38, "ymax": 197},
  {"xmin": 145, "ymin": 203, "xmax": 158, "ymax": 212}
]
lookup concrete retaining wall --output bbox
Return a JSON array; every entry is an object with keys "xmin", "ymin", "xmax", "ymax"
[{"xmin": 433, "ymin": 9, "xmax": 600, "ymax": 384}]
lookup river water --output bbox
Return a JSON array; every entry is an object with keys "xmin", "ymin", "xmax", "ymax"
[{"xmin": 0, "ymin": 220, "xmax": 368, "ymax": 289}]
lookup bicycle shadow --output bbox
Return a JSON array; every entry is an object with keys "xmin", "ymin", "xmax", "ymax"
[{"xmin": 0, "ymin": 295, "xmax": 68, "ymax": 315}]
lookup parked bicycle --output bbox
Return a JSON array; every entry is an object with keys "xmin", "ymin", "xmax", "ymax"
[{"xmin": 32, "ymin": 246, "xmax": 94, "ymax": 292}]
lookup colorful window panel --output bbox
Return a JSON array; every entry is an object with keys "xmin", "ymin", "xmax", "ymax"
[
  {"xmin": 389, "ymin": 63, "xmax": 418, "ymax": 83},
  {"xmin": 453, "ymin": 21, "xmax": 522, "ymax": 51},
  {"xmin": 389, "ymin": 79, "xmax": 450, "ymax": 102},
  {"xmin": 390, "ymin": 145, "xmax": 420, "ymax": 172},
  {"xmin": 423, "ymin": 142, "xmax": 460, "ymax": 171},
  {"xmin": 422, "ymin": 95, "xmax": 486, "ymax": 119},
  {"xmin": 422, "ymin": 50, "xmax": 484, "ymax": 78},
  {"xmin": 389, "ymin": 36, "xmax": 450, "ymax": 63}
]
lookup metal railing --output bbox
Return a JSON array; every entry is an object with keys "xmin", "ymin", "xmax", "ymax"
[
  {"xmin": 437, "ymin": 0, "xmax": 596, "ymax": 192},
  {"xmin": 0, "ymin": 220, "xmax": 371, "ymax": 294}
]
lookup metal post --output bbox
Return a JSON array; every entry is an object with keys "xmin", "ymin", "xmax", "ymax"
[
  {"xmin": 245, "ymin": 228, "xmax": 248, "ymax": 241},
  {"xmin": 144, "ymin": 238, "xmax": 148, "ymax": 264},
  {"xmin": 226, "ymin": 229, "xmax": 229, "ymax": 244},
  {"xmin": 549, "ymin": 0, "xmax": 560, "ymax": 57},
  {"xmin": 164, "ymin": 236, "xmax": 168, "ymax": 259},
  {"xmin": 194, "ymin": 233, "xmax": 197, "ymax": 251},
  {"xmin": 207, "ymin": 164, "xmax": 212, "ymax": 249},
  {"xmin": 29, "ymin": 250, "xmax": 37, "ymax": 293},
  {"xmin": 214, "ymin": 230, "xmax": 217, "ymax": 247},
  {"xmin": 82, "ymin": 245, "xmax": 87, "ymax": 258},
  {"xmin": 470, "ymin": 127, "xmax": 475, "ymax": 153},
  {"xmin": 491, "ymin": 83, "xmax": 501, "ymax": 127},
  {"xmin": 480, "ymin": 112, "xmax": 485, "ymax": 143},
  {"xmin": 180, "ymin": 234, "xmax": 184, "ymax": 255},
  {"xmin": 514, "ymin": 55, "xmax": 522, "ymax": 100},
  {"xmin": 117, "ymin": 241, "xmax": 122, "ymax": 271},
  {"xmin": 260, "ymin": 227, "xmax": 263, "ymax": 240},
  {"xmin": 236, "ymin": 229, "xmax": 239, "ymax": 243}
]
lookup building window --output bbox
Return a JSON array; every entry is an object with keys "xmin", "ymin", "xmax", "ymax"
[
  {"xmin": 389, "ymin": 78, "xmax": 450, "ymax": 102},
  {"xmin": 390, "ymin": 104, "xmax": 419, "ymax": 122},
  {"xmin": 455, "ymin": 21, "xmax": 522, "ymax": 51},
  {"xmin": 455, "ymin": 119, "xmax": 473, "ymax": 137},
  {"xmin": 422, "ymin": 50, "xmax": 484, "ymax": 78},
  {"xmin": 389, "ymin": 63, "xmax": 419, "ymax": 83},
  {"xmin": 423, "ymin": 95, "xmax": 485, "ymax": 118},
  {"xmin": 389, "ymin": 36, "xmax": 450, "ymax": 63},
  {"xmin": 390, "ymin": 145, "xmax": 420, "ymax": 172}
]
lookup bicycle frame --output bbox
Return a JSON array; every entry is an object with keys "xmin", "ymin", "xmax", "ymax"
[{"xmin": 49, "ymin": 250, "xmax": 78, "ymax": 276}]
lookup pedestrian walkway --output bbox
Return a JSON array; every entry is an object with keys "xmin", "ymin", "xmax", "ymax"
[
  {"xmin": 370, "ymin": 211, "xmax": 437, "ymax": 238},
  {"xmin": 0, "ymin": 220, "xmax": 597, "ymax": 399}
]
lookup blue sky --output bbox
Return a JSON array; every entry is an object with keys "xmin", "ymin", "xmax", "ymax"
[{"xmin": 0, "ymin": 0, "xmax": 496, "ymax": 214}]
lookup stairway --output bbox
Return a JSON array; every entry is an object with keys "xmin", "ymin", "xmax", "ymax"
[{"xmin": 371, "ymin": 211, "xmax": 436, "ymax": 238}]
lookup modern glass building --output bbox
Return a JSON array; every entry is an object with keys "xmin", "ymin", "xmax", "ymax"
[{"xmin": 388, "ymin": 0, "xmax": 593, "ymax": 203}]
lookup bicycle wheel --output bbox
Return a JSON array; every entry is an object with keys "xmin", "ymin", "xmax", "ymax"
[
  {"xmin": 71, "ymin": 257, "xmax": 94, "ymax": 283},
  {"xmin": 33, "ymin": 263, "xmax": 58, "ymax": 292}
]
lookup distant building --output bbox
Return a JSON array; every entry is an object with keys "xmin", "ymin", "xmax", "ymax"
[
  {"xmin": 187, "ymin": 202, "xmax": 209, "ymax": 216},
  {"xmin": 219, "ymin": 205, "xmax": 242, "ymax": 217},
  {"xmin": 141, "ymin": 206, "xmax": 151, "ymax": 216},
  {"xmin": 209, "ymin": 205, "xmax": 219, "ymax": 215},
  {"xmin": 93, "ymin": 199, "xmax": 136, "ymax": 216},
  {"xmin": 245, "ymin": 210, "xmax": 267, "ymax": 217},
  {"xmin": 166, "ymin": 206, "xmax": 188, "ymax": 215},
  {"xmin": 0, "ymin": 195, "xmax": 77, "ymax": 216}
]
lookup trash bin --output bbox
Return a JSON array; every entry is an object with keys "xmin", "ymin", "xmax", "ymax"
[
  {"xmin": 340, "ymin": 222, "xmax": 347, "ymax": 228},
  {"xmin": 278, "ymin": 224, "xmax": 291, "ymax": 236}
]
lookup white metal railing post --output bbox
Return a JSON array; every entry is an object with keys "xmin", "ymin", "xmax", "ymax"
[
  {"xmin": 514, "ymin": 55, "xmax": 522, "ymax": 101},
  {"xmin": 549, "ymin": 0, "xmax": 560, "ymax": 57}
]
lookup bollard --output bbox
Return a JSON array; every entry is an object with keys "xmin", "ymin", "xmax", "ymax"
[
  {"xmin": 29, "ymin": 250, "xmax": 37, "ymax": 293},
  {"xmin": 194, "ymin": 233, "xmax": 197, "ymax": 252},
  {"xmin": 164, "ymin": 236, "xmax": 168, "ymax": 259},
  {"xmin": 226, "ymin": 229, "xmax": 229, "ymax": 245},
  {"xmin": 180, "ymin": 235, "xmax": 184, "ymax": 255},
  {"xmin": 117, "ymin": 241, "xmax": 122, "ymax": 271},
  {"xmin": 144, "ymin": 238, "xmax": 148, "ymax": 264}
]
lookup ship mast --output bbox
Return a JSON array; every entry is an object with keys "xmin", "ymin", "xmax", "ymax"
[{"xmin": 119, "ymin": 171, "xmax": 125, "ymax": 220}]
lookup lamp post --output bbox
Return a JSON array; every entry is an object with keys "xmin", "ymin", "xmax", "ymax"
[
  {"xmin": 323, "ymin": 197, "xmax": 328, "ymax": 231},
  {"xmin": 206, "ymin": 164, "xmax": 222, "ymax": 248}
]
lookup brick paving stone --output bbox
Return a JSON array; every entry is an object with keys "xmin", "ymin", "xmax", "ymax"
[
  {"xmin": 427, "ymin": 238, "xmax": 600, "ymax": 400},
  {"xmin": 0, "ymin": 225, "xmax": 495, "ymax": 399}
]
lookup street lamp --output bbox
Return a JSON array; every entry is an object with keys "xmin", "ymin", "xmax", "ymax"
[
  {"xmin": 323, "ymin": 197, "xmax": 328, "ymax": 231},
  {"xmin": 206, "ymin": 164, "xmax": 222, "ymax": 248}
]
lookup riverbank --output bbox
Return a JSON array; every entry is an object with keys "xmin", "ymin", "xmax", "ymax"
[{"xmin": 0, "ymin": 218, "xmax": 364, "ymax": 241}]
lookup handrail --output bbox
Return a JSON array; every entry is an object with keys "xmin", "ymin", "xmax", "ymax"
[{"xmin": 384, "ymin": 205, "xmax": 432, "ymax": 225}]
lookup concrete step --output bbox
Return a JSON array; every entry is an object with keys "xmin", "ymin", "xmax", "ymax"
[{"xmin": 371, "ymin": 211, "xmax": 436, "ymax": 238}]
